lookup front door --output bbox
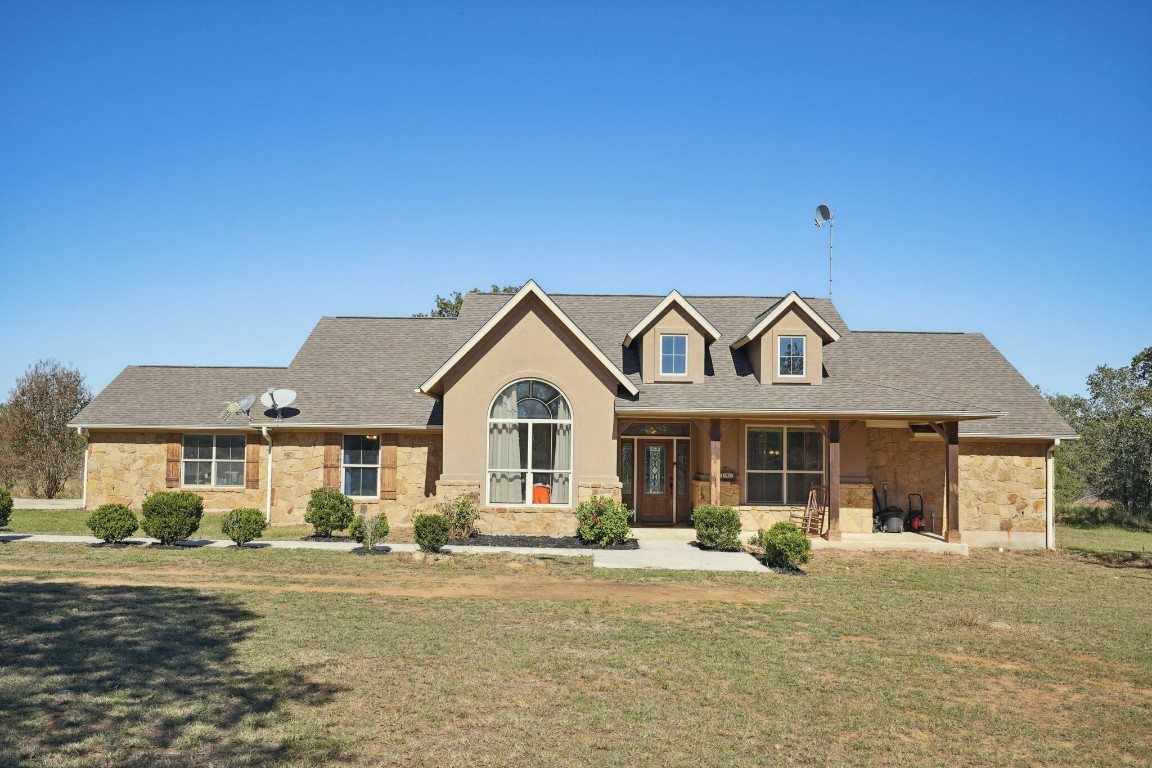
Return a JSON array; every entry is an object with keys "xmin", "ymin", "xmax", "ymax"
[{"xmin": 636, "ymin": 440, "xmax": 674, "ymax": 524}]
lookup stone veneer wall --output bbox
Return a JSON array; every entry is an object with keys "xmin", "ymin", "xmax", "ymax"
[
  {"xmin": 688, "ymin": 479, "xmax": 872, "ymax": 534},
  {"xmin": 436, "ymin": 479, "xmax": 622, "ymax": 536},
  {"xmin": 959, "ymin": 442, "xmax": 1047, "ymax": 534},
  {"xmin": 269, "ymin": 432, "xmax": 442, "ymax": 527},
  {"xmin": 86, "ymin": 430, "xmax": 442, "ymax": 526},
  {"xmin": 865, "ymin": 428, "xmax": 945, "ymax": 526},
  {"xmin": 86, "ymin": 431, "xmax": 265, "ymax": 512}
]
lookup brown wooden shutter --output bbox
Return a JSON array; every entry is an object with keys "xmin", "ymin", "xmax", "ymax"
[
  {"xmin": 245, "ymin": 438, "xmax": 260, "ymax": 489},
  {"xmin": 323, "ymin": 433, "xmax": 341, "ymax": 489},
  {"xmin": 379, "ymin": 433, "xmax": 398, "ymax": 500},
  {"xmin": 165, "ymin": 434, "xmax": 182, "ymax": 488}
]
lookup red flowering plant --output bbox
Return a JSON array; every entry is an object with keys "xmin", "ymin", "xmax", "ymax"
[{"xmin": 576, "ymin": 496, "xmax": 633, "ymax": 547}]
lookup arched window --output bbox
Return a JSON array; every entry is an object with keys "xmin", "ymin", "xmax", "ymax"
[{"xmin": 487, "ymin": 380, "xmax": 572, "ymax": 505}]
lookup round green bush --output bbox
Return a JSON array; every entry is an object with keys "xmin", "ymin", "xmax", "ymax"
[
  {"xmin": 349, "ymin": 511, "xmax": 389, "ymax": 550},
  {"xmin": 0, "ymin": 488, "xmax": 12, "ymax": 528},
  {"xmin": 222, "ymin": 507, "xmax": 267, "ymax": 547},
  {"xmin": 575, "ymin": 496, "xmax": 633, "ymax": 547},
  {"xmin": 692, "ymin": 504, "xmax": 743, "ymax": 551},
  {"xmin": 413, "ymin": 513, "xmax": 450, "ymax": 553},
  {"xmin": 86, "ymin": 503, "xmax": 138, "ymax": 543},
  {"xmin": 304, "ymin": 487, "xmax": 354, "ymax": 537},
  {"xmin": 760, "ymin": 521, "xmax": 812, "ymax": 569},
  {"xmin": 141, "ymin": 490, "xmax": 204, "ymax": 545}
]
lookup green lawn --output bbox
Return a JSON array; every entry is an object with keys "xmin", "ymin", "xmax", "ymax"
[
  {"xmin": 1057, "ymin": 523, "xmax": 1152, "ymax": 555},
  {"xmin": 3, "ymin": 508, "xmax": 316, "ymax": 541},
  {"xmin": 0, "ymin": 542, "xmax": 1148, "ymax": 767}
]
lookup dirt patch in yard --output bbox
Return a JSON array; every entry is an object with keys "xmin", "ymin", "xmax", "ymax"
[{"xmin": 0, "ymin": 567, "xmax": 773, "ymax": 604}]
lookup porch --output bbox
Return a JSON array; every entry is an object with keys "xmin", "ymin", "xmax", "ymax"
[
  {"xmin": 630, "ymin": 526, "xmax": 970, "ymax": 556},
  {"xmin": 618, "ymin": 417, "xmax": 966, "ymax": 542}
]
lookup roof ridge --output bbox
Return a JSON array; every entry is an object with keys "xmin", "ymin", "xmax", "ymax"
[
  {"xmin": 129, "ymin": 365, "xmax": 288, "ymax": 369},
  {"xmin": 851, "ymin": 330, "xmax": 974, "ymax": 336}
]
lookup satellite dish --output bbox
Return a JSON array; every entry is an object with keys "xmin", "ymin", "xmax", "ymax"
[
  {"xmin": 815, "ymin": 204, "xmax": 832, "ymax": 225},
  {"xmin": 238, "ymin": 393, "xmax": 258, "ymax": 416},
  {"xmin": 260, "ymin": 388, "xmax": 298, "ymax": 410}
]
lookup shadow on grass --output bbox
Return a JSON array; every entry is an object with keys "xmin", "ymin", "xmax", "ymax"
[
  {"xmin": 1064, "ymin": 548, "xmax": 1152, "ymax": 569},
  {"xmin": 0, "ymin": 583, "xmax": 346, "ymax": 767}
]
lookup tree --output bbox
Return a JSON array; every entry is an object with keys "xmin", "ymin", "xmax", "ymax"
[
  {"xmin": 1048, "ymin": 347, "xmax": 1152, "ymax": 512},
  {"xmin": 412, "ymin": 284, "xmax": 519, "ymax": 318},
  {"xmin": 0, "ymin": 360, "xmax": 91, "ymax": 498}
]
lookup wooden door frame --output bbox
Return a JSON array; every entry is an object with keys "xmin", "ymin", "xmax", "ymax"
[{"xmin": 621, "ymin": 435, "xmax": 691, "ymax": 526}]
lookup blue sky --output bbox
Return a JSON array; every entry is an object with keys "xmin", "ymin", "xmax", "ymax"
[{"xmin": 2, "ymin": 1, "xmax": 1149, "ymax": 400}]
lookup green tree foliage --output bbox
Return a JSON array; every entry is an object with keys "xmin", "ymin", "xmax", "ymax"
[
  {"xmin": 412, "ymin": 284, "xmax": 519, "ymax": 318},
  {"xmin": 0, "ymin": 360, "xmax": 91, "ymax": 498},
  {"xmin": 1047, "ymin": 347, "xmax": 1152, "ymax": 512}
]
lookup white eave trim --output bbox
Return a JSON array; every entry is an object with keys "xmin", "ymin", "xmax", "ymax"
[
  {"xmin": 730, "ymin": 291, "xmax": 841, "ymax": 349},
  {"xmin": 419, "ymin": 279, "xmax": 639, "ymax": 397},
  {"xmin": 623, "ymin": 290, "xmax": 720, "ymax": 347},
  {"xmin": 614, "ymin": 407, "xmax": 1005, "ymax": 420}
]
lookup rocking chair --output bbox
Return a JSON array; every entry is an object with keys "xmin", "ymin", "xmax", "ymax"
[{"xmin": 790, "ymin": 485, "xmax": 828, "ymax": 537}]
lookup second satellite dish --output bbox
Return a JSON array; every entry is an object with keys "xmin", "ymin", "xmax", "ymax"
[{"xmin": 260, "ymin": 388, "xmax": 297, "ymax": 409}]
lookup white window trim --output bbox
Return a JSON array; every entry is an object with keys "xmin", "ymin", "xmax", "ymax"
[
  {"xmin": 342, "ymin": 434, "xmax": 381, "ymax": 499},
  {"xmin": 660, "ymin": 333, "xmax": 688, "ymax": 377},
  {"xmin": 485, "ymin": 380, "xmax": 574, "ymax": 508},
  {"xmin": 744, "ymin": 425, "xmax": 825, "ymax": 506},
  {"xmin": 778, "ymin": 336, "xmax": 806, "ymax": 378},
  {"xmin": 182, "ymin": 434, "xmax": 246, "ymax": 488}
]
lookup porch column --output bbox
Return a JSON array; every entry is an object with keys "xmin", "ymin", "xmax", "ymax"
[
  {"xmin": 709, "ymin": 419, "xmax": 721, "ymax": 505},
  {"xmin": 945, "ymin": 420, "xmax": 961, "ymax": 542},
  {"xmin": 824, "ymin": 420, "xmax": 841, "ymax": 541}
]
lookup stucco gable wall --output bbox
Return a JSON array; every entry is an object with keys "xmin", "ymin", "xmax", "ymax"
[
  {"xmin": 439, "ymin": 295, "xmax": 621, "ymax": 506},
  {"xmin": 639, "ymin": 304, "xmax": 707, "ymax": 383},
  {"xmin": 753, "ymin": 307, "xmax": 824, "ymax": 385}
]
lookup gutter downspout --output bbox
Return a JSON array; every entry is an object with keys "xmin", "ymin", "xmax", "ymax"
[
  {"xmin": 261, "ymin": 426, "xmax": 273, "ymax": 524},
  {"xmin": 1046, "ymin": 439, "xmax": 1060, "ymax": 550},
  {"xmin": 76, "ymin": 427, "xmax": 88, "ymax": 511}
]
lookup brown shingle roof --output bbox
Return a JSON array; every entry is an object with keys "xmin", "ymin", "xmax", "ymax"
[{"xmin": 74, "ymin": 288, "xmax": 1076, "ymax": 438}]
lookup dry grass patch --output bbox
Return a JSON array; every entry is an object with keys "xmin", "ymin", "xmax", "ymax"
[{"xmin": 0, "ymin": 543, "xmax": 1148, "ymax": 767}]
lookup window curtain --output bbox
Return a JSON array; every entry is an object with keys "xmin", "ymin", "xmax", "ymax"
[
  {"xmin": 489, "ymin": 388, "xmax": 522, "ymax": 503},
  {"xmin": 552, "ymin": 397, "xmax": 571, "ymax": 504}
]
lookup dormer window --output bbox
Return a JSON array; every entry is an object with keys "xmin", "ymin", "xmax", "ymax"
[
  {"xmin": 660, "ymin": 334, "xmax": 687, "ymax": 376},
  {"xmin": 779, "ymin": 336, "xmax": 805, "ymax": 377}
]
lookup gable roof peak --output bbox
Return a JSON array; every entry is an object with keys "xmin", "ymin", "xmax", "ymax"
[
  {"xmin": 730, "ymin": 290, "xmax": 841, "ymax": 349},
  {"xmin": 623, "ymin": 289, "xmax": 721, "ymax": 347},
  {"xmin": 418, "ymin": 279, "xmax": 639, "ymax": 397}
]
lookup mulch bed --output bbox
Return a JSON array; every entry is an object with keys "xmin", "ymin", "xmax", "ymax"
[
  {"xmin": 448, "ymin": 534, "xmax": 639, "ymax": 550},
  {"xmin": 350, "ymin": 546, "xmax": 391, "ymax": 556}
]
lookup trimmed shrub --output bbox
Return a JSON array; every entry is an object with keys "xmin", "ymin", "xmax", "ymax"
[
  {"xmin": 692, "ymin": 504, "xmax": 742, "ymax": 551},
  {"xmin": 222, "ymin": 507, "xmax": 267, "ymax": 547},
  {"xmin": 575, "ymin": 496, "xmax": 633, "ymax": 547},
  {"xmin": 757, "ymin": 521, "xmax": 812, "ymax": 569},
  {"xmin": 304, "ymin": 487, "xmax": 354, "ymax": 537},
  {"xmin": 0, "ymin": 488, "xmax": 12, "ymax": 528},
  {"xmin": 439, "ymin": 492, "xmax": 480, "ymax": 539},
  {"xmin": 350, "ymin": 511, "xmax": 390, "ymax": 550},
  {"xmin": 414, "ymin": 513, "xmax": 450, "ymax": 553},
  {"xmin": 86, "ymin": 503, "xmax": 138, "ymax": 543},
  {"xmin": 141, "ymin": 491, "xmax": 204, "ymax": 545}
]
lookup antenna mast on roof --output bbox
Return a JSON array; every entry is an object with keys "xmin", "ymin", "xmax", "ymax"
[{"xmin": 814, "ymin": 204, "xmax": 834, "ymax": 298}]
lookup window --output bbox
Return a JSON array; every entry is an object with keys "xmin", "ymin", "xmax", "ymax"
[
  {"xmin": 746, "ymin": 427, "xmax": 823, "ymax": 505},
  {"xmin": 661, "ymin": 334, "xmax": 687, "ymax": 375},
  {"xmin": 779, "ymin": 336, "xmax": 805, "ymax": 377},
  {"xmin": 343, "ymin": 435, "xmax": 380, "ymax": 497},
  {"xmin": 488, "ymin": 379, "xmax": 572, "ymax": 505},
  {"xmin": 183, "ymin": 435, "xmax": 245, "ymax": 487}
]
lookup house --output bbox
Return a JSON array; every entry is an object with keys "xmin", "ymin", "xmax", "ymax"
[{"xmin": 71, "ymin": 281, "xmax": 1077, "ymax": 548}]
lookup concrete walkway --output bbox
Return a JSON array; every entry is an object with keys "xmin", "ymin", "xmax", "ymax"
[
  {"xmin": 0, "ymin": 532, "xmax": 770, "ymax": 573},
  {"xmin": 13, "ymin": 498, "xmax": 84, "ymax": 510}
]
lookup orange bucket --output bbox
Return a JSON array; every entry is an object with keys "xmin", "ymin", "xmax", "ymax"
[{"xmin": 532, "ymin": 484, "xmax": 551, "ymax": 504}]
